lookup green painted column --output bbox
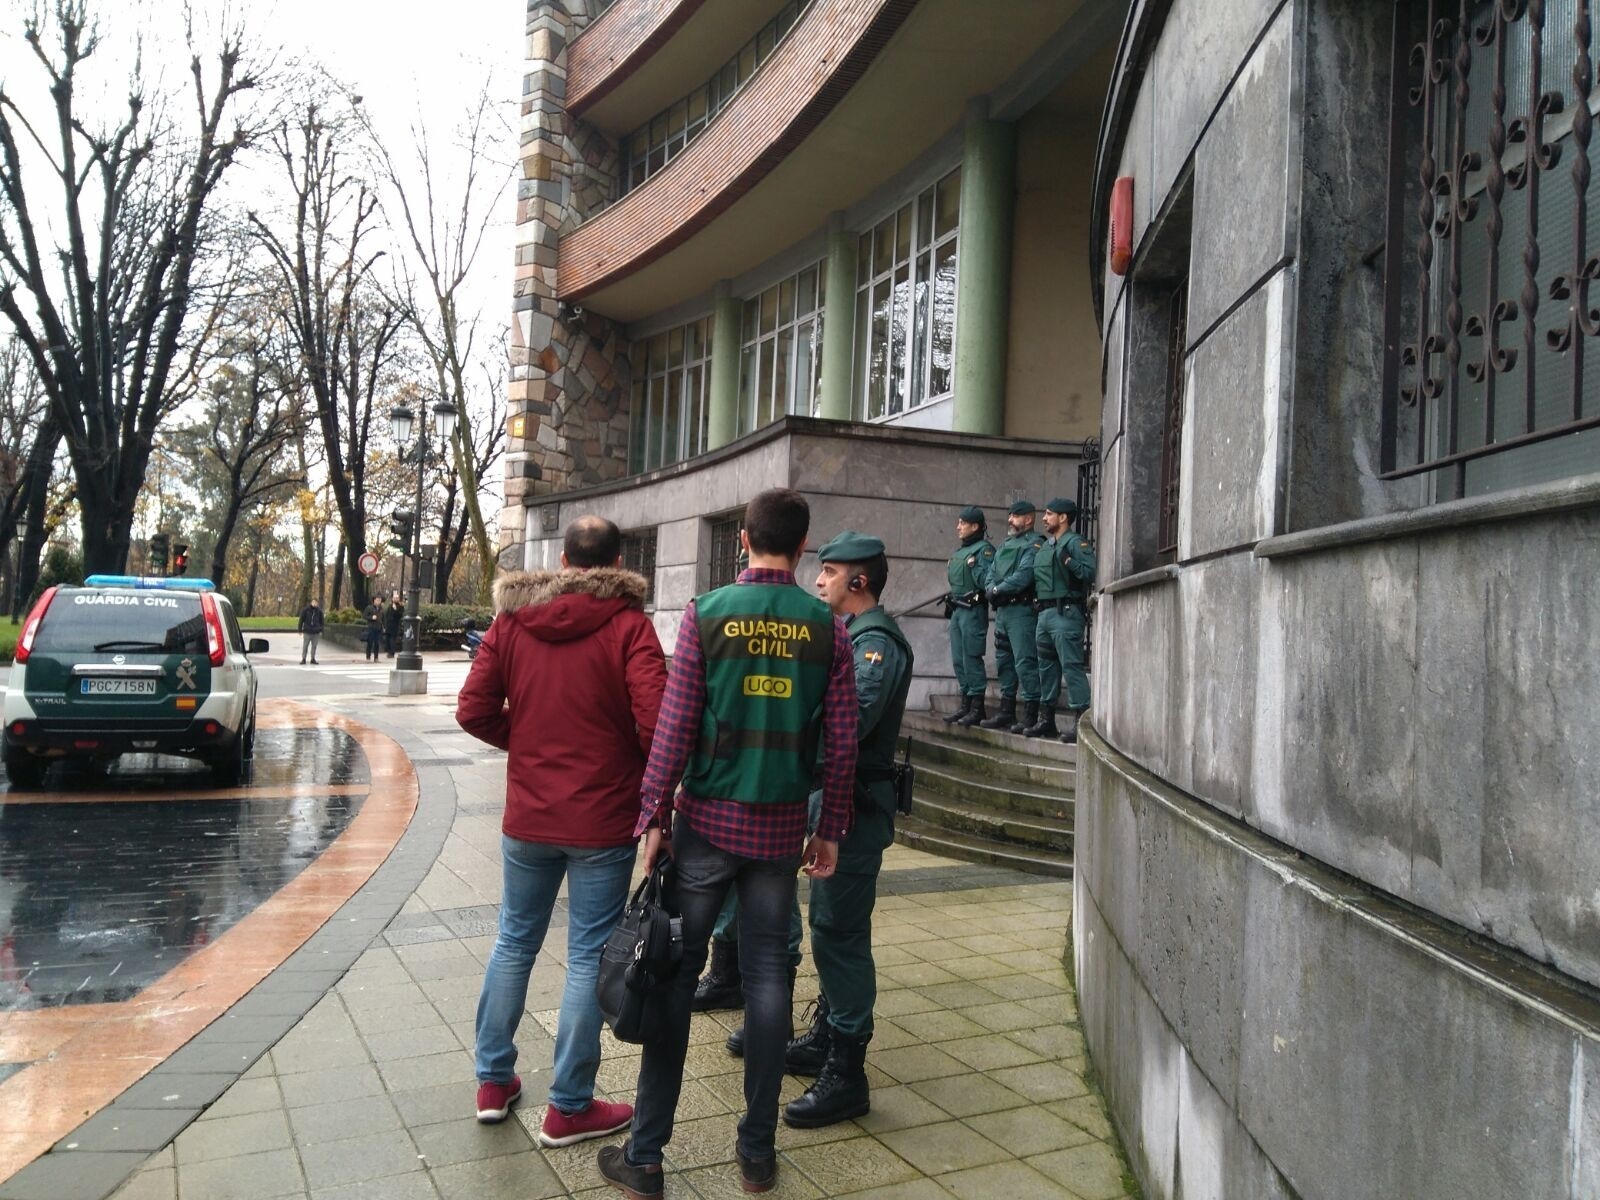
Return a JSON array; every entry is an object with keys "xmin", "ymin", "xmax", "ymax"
[
  {"xmin": 819, "ymin": 220, "xmax": 857, "ymax": 421},
  {"xmin": 951, "ymin": 114, "xmax": 1017, "ymax": 436},
  {"xmin": 707, "ymin": 282, "xmax": 742, "ymax": 449}
]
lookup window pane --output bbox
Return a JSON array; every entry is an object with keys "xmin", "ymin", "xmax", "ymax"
[
  {"xmin": 776, "ymin": 2, "xmax": 796, "ymax": 37},
  {"xmin": 895, "ymin": 203, "xmax": 913, "ymax": 264},
  {"xmin": 795, "ymin": 319, "xmax": 815, "ymax": 416},
  {"xmin": 811, "ymin": 313, "xmax": 824, "ymax": 414},
  {"xmin": 668, "ymin": 100, "xmax": 687, "ymax": 137},
  {"xmin": 936, "ymin": 168, "xmax": 961, "ymax": 239},
  {"xmin": 911, "ymin": 253, "xmax": 931, "ymax": 405},
  {"xmin": 853, "ymin": 289, "xmax": 870, "ymax": 420},
  {"xmin": 760, "ymin": 286, "xmax": 778, "ymax": 335},
  {"xmin": 688, "ymin": 319, "xmax": 704, "ymax": 363},
  {"xmin": 649, "ymin": 333, "xmax": 667, "ymax": 375},
  {"xmin": 818, "ymin": 256, "xmax": 828, "ymax": 303},
  {"xmin": 889, "ymin": 261, "xmax": 910, "ymax": 415},
  {"xmin": 758, "ymin": 338, "xmax": 777, "ymax": 427},
  {"xmin": 668, "ymin": 326, "xmax": 685, "ymax": 370},
  {"xmin": 628, "ymin": 381, "xmax": 646, "ymax": 473},
  {"xmin": 739, "ymin": 42, "xmax": 756, "ymax": 80},
  {"xmin": 873, "ymin": 217, "xmax": 893, "ymax": 276},
  {"xmin": 630, "ymin": 341, "xmax": 646, "ymax": 378},
  {"xmin": 688, "ymin": 86, "xmax": 708, "ymax": 124},
  {"xmin": 742, "ymin": 298, "xmax": 758, "ymax": 344},
  {"xmin": 931, "ymin": 239, "xmax": 957, "ymax": 396},
  {"xmin": 775, "ymin": 327, "xmax": 793, "ymax": 416},
  {"xmin": 703, "ymin": 314, "xmax": 713, "ymax": 359},
  {"xmin": 646, "ymin": 378, "xmax": 665, "ymax": 471},
  {"xmin": 647, "ymin": 145, "xmax": 664, "ymax": 175},
  {"xmin": 663, "ymin": 370, "xmax": 683, "ymax": 465},
  {"xmin": 687, "ymin": 364, "xmax": 704, "ymax": 456},
  {"xmin": 757, "ymin": 25, "xmax": 776, "ymax": 63},
  {"xmin": 739, "ymin": 346, "xmax": 757, "ymax": 434},
  {"xmin": 917, "ymin": 186, "xmax": 934, "ymax": 250},
  {"xmin": 797, "ymin": 266, "xmax": 817, "ymax": 318},
  {"xmin": 869, "ymin": 278, "xmax": 890, "ymax": 420},
  {"xmin": 778, "ymin": 278, "xmax": 795, "ymax": 327},
  {"xmin": 857, "ymin": 234, "xmax": 871, "ymax": 286},
  {"xmin": 651, "ymin": 114, "xmax": 668, "ymax": 149},
  {"xmin": 721, "ymin": 62, "xmax": 738, "ymax": 100}
]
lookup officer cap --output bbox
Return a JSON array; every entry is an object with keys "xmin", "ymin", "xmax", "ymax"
[
  {"xmin": 816, "ymin": 530, "xmax": 885, "ymax": 564},
  {"xmin": 957, "ymin": 505, "xmax": 985, "ymax": 523},
  {"xmin": 1008, "ymin": 500, "xmax": 1036, "ymax": 516},
  {"xmin": 1045, "ymin": 497, "xmax": 1079, "ymax": 517}
]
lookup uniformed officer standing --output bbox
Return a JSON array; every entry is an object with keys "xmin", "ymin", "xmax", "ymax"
[
  {"xmin": 1025, "ymin": 498, "xmax": 1097, "ymax": 742},
  {"xmin": 781, "ymin": 530, "xmax": 914, "ymax": 1129},
  {"xmin": 943, "ymin": 506, "xmax": 995, "ymax": 727},
  {"xmin": 980, "ymin": 501, "xmax": 1046, "ymax": 734}
]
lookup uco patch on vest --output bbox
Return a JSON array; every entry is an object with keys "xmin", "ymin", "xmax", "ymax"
[{"xmin": 742, "ymin": 674, "xmax": 794, "ymax": 698}]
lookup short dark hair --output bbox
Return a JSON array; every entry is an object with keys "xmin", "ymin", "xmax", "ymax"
[
  {"xmin": 743, "ymin": 489, "xmax": 810, "ymax": 558},
  {"xmin": 848, "ymin": 553, "xmax": 889, "ymax": 599},
  {"xmin": 564, "ymin": 515, "xmax": 622, "ymax": 568}
]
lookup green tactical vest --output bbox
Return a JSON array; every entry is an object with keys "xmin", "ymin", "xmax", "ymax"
[
  {"xmin": 1034, "ymin": 536, "xmax": 1066, "ymax": 600},
  {"xmin": 947, "ymin": 539, "xmax": 990, "ymax": 592},
  {"xmin": 847, "ymin": 607, "xmax": 915, "ymax": 775},
  {"xmin": 1061, "ymin": 533, "xmax": 1092, "ymax": 602},
  {"xmin": 683, "ymin": 583, "xmax": 835, "ymax": 806},
  {"xmin": 993, "ymin": 533, "xmax": 1043, "ymax": 589}
]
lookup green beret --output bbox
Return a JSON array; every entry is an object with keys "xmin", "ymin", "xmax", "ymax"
[
  {"xmin": 957, "ymin": 506, "xmax": 985, "ymax": 523},
  {"xmin": 1045, "ymin": 497, "xmax": 1078, "ymax": 517},
  {"xmin": 816, "ymin": 530, "xmax": 885, "ymax": 564},
  {"xmin": 1008, "ymin": 500, "xmax": 1036, "ymax": 516}
]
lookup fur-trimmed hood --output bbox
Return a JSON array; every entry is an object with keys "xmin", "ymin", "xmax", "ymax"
[{"xmin": 493, "ymin": 567, "xmax": 649, "ymax": 644}]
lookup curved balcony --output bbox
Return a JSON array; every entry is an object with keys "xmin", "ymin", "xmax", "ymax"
[
  {"xmin": 557, "ymin": 0, "xmax": 920, "ymax": 301},
  {"xmin": 567, "ymin": 0, "xmax": 708, "ymax": 117}
]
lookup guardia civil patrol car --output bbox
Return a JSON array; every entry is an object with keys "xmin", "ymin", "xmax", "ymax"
[{"xmin": 3, "ymin": 576, "xmax": 268, "ymax": 789}]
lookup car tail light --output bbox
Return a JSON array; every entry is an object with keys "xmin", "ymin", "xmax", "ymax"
[
  {"xmin": 200, "ymin": 593, "xmax": 226, "ymax": 667},
  {"xmin": 14, "ymin": 586, "xmax": 57, "ymax": 664},
  {"xmin": 9, "ymin": 721, "xmax": 26, "ymax": 736},
  {"xmin": 202, "ymin": 720, "xmax": 219, "ymax": 736}
]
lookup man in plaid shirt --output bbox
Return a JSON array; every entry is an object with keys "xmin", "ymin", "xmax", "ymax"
[{"xmin": 599, "ymin": 489, "xmax": 857, "ymax": 1198}]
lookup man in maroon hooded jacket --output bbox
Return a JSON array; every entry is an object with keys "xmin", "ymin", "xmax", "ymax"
[{"xmin": 456, "ymin": 515, "xmax": 666, "ymax": 1147}]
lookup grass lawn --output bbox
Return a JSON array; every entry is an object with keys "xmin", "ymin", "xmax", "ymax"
[{"xmin": 237, "ymin": 615, "xmax": 298, "ymax": 630}]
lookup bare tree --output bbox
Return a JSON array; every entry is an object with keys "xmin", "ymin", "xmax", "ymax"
[
  {"xmin": 0, "ymin": 337, "xmax": 57, "ymax": 614},
  {"xmin": 363, "ymin": 88, "xmax": 511, "ymax": 604},
  {"xmin": 0, "ymin": 2, "xmax": 263, "ymax": 572}
]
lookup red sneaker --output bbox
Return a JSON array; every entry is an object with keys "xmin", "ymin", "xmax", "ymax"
[
  {"xmin": 475, "ymin": 1075, "xmax": 522, "ymax": 1123},
  {"xmin": 539, "ymin": 1098, "xmax": 633, "ymax": 1147}
]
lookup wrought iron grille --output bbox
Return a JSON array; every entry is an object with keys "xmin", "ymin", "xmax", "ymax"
[
  {"xmin": 621, "ymin": 529, "xmax": 658, "ymax": 606},
  {"xmin": 708, "ymin": 514, "xmax": 743, "ymax": 590},
  {"xmin": 1158, "ymin": 282, "xmax": 1188, "ymax": 559},
  {"xmin": 1075, "ymin": 437, "xmax": 1101, "ymax": 673},
  {"xmin": 1382, "ymin": 0, "xmax": 1600, "ymax": 499}
]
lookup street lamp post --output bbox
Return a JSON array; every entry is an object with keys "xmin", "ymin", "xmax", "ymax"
[{"xmin": 388, "ymin": 399, "xmax": 458, "ymax": 689}]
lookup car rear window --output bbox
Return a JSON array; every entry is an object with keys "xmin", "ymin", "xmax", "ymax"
[{"xmin": 33, "ymin": 591, "xmax": 207, "ymax": 654}]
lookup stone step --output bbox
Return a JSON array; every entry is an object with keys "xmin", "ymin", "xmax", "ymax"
[
  {"xmin": 912, "ymin": 757, "xmax": 1074, "ymax": 819},
  {"xmin": 895, "ymin": 817, "xmax": 1074, "ymax": 878},
  {"xmin": 909, "ymin": 790, "xmax": 1074, "ymax": 851},
  {"xmin": 903, "ymin": 709, "xmax": 1078, "ymax": 766},
  {"xmin": 905, "ymin": 729, "xmax": 1076, "ymax": 799}
]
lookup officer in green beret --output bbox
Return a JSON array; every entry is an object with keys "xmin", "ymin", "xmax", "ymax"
[
  {"xmin": 1025, "ymin": 498, "xmax": 1097, "ymax": 741},
  {"xmin": 943, "ymin": 506, "xmax": 995, "ymax": 727},
  {"xmin": 981, "ymin": 500, "xmax": 1046, "ymax": 734},
  {"xmin": 776, "ymin": 529, "xmax": 915, "ymax": 1129}
]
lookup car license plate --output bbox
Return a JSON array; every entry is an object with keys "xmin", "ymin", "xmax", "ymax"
[{"xmin": 80, "ymin": 678, "xmax": 157, "ymax": 695}]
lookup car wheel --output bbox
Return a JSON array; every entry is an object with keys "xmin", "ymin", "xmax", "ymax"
[
  {"xmin": 4, "ymin": 749, "xmax": 47, "ymax": 791},
  {"xmin": 212, "ymin": 718, "xmax": 254, "ymax": 788}
]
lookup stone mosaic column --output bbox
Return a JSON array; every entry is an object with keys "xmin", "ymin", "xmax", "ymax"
[{"xmin": 951, "ymin": 106, "xmax": 1018, "ymax": 437}]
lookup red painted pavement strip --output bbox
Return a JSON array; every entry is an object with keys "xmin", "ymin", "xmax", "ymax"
[{"xmin": 0, "ymin": 699, "xmax": 418, "ymax": 1182}]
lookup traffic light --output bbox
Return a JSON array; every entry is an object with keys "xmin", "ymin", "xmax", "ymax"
[
  {"xmin": 171, "ymin": 543, "xmax": 189, "ymax": 576},
  {"xmin": 149, "ymin": 532, "xmax": 169, "ymax": 575},
  {"xmin": 389, "ymin": 510, "xmax": 414, "ymax": 552}
]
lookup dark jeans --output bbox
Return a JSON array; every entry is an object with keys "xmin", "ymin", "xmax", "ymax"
[
  {"xmin": 627, "ymin": 816, "xmax": 800, "ymax": 1165},
  {"xmin": 365, "ymin": 628, "xmax": 381, "ymax": 658}
]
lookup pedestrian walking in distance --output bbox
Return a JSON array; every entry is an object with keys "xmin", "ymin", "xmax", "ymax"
[
  {"xmin": 383, "ymin": 593, "xmax": 403, "ymax": 657},
  {"xmin": 297, "ymin": 600, "xmax": 324, "ymax": 665},
  {"xmin": 455, "ymin": 516, "xmax": 666, "ymax": 1146},
  {"xmin": 362, "ymin": 596, "xmax": 384, "ymax": 661},
  {"xmin": 597, "ymin": 488, "xmax": 858, "ymax": 1198}
]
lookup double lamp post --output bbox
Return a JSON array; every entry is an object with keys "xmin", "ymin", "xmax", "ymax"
[{"xmin": 387, "ymin": 399, "xmax": 458, "ymax": 684}]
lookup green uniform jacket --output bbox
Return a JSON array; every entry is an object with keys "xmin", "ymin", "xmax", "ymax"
[
  {"xmin": 989, "ymin": 532, "xmax": 1045, "ymax": 600},
  {"xmin": 1034, "ymin": 532, "xmax": 1097, "ymax": 602},
  {"xmin": 842, "ymin": 605, "xmax": 913, "ymax": 866},
  {"xmin": 947, "ymin": 537, "xmax": 996, "ymax": 599}
]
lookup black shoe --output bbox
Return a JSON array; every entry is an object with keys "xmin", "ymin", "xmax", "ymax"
[
  {"xmin": 942, "ymin": 695, "xmax": 971, "ymax": 724},
  {"xmin": 783, "ymin": 1031, "xmax": 871, "ymax": 1129},
  {"xmin": 693, "ymin": 937, "xmax": 743, "ymax": 1012},
  {"xmin": 1023, "ymin": 712, "xmax": 1060, "ymax": 738},
  {"xmin": 1060, "ymin": 710, "xmax": 1082, "ymax": 744},
  {"xmin": 1012, "ymin": 700, "xmax": 1038, "ymax": 734},
  {"xmin": 736, "ymin": 1148, "xmax": 777, "ymax": 1193},
  {"xmin": 597, "ymin": 1144, "xmax": 663, "ymax": 1199},
  {"xmin": 978, "ymin": 698, "xmax": 1017, "ymax": 730},
  {"xmin": 784, "ymin": 995, "xmax": 832, "ymax": 1076},
  {"xmin": 311, "ymin": 658, "xmax": 318, "ymax": 664},
  {"xmin": 956, "ymin": 697, "xmax": 987, "ymax": 727}
]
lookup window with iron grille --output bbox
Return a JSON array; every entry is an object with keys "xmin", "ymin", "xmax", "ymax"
[
  {"xmin": 621, "ymin": 529, "xmax": 658, "ymax": 607},
  {"xmin": 1157, "ymin": 281, "xmax": 1188, "ymax": 561},
  {"xmin": 708, "ymin": 514, "xmax": 743, "ymax": 590},
  {"xmin": 1381, "ymin": 0, "xmax": 1600, "ymax": 501}
]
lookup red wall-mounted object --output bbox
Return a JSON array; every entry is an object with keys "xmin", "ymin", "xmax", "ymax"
[{"xmin": 1109, "ymin": 176, "xmax": 1134, "ymax": 276}]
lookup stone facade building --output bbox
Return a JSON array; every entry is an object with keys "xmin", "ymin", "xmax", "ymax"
[
  {"xmin": 1080, "ymin": 2, "xmax": 1600, "ymax": 1197},
  {"xmin": 501, "ymin": 0, "xmax": 1126, "ymax": 701}
]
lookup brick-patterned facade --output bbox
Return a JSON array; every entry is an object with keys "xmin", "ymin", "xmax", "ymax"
[
  {"xmin": 500, "ymin": 0, "xmax": 634, "ymax": 564},
  {"xmin": 567, "ymin": 0, "xmax": 708, "ymax": 115}
]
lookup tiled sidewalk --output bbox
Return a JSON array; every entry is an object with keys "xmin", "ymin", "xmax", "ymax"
[{"xmin": 108, "ymin": 699, "xmax": 1136, "ymax": 1200}]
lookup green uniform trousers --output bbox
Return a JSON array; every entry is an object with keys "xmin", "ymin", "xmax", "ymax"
[
  {"xmin": 948, "ymin": 606, "xmax": 988, "ymax": 697},
  {"xmin": 991, "ymin": 604, "xmax": 1040, "ymax": 702},
  {"xmin": 806, "ymin": 784, "xmax": 894, "ymax": 1038},
  {"xmin": 1036, "ymin": 605, "xmax": 1090, "ymax": 711}
]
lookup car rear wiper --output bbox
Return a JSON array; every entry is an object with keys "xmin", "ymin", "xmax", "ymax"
[{"xmin": 92, "ymin": 640, "xmax": 167, "ymax": 651}]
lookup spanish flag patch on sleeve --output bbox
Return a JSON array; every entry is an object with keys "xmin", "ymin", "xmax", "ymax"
[{"xmin": 863, "ymin": 649, "xmax": 884, "ymax": 665}]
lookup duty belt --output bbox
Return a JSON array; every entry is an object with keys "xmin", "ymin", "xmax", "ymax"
[
  {"xmin": 991, "ymin": 592, "xmax": 1033, "ymax": 608},
  {"xmin": 1031, "ymin": 596, "xmax": 1084, "ymax": 614}
]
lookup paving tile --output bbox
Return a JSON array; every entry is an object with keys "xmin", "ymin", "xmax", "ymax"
[
  {"xmin": 310, "ymin": 1172, "xmax": 442, "ymax": 1200},
  {"xmin": 287, "ymin": 1096, "xmax": 404, "ymax": 1146},
  {"xmin": 279, "ymin": 1062, "xmax": 386, "ymax": 1108},
  {"xmin": 655, "ymin": 1114, "xmax": 740, "ymax": 1168},
  {"xmin": 109, "ymin": 1165, "xmax": 176, "ymax": 1200},
  {"xmin": 348, "ymin": 1002, "xmax": 449, "ymax": 1036},
  {"xmin": 391, "ymin": 1082, "xmax": 476, "ymax": 1129},
  {"xmin": 936, "ymin": 1033, "xmax": 1045, "ymax": 1073},
  {"xmin": 863, "ymin": 1019, "xmax": 921, "ymax": 1051},
  {"xmin": 204, "ymin": 1077, "xmax": 287, "ymax": 1121},
  {"xmin": 937, "ymin": 1158, "xmax": 1081, "ymax": 1198},
  {"xmin": 852, "ymin": 1085, "xmax": 950, "ymax": 1135},
  {"xmin": 362, "ymin": 1026, "xmax": 463, "ymax": 1063},
  {"xmin": 985, "ymin": 1062, "xmax": 1090, "ymax": 1104},
  {"xmin": 890, "ymin": 1009, "xmax": 991, "ymax": 1045},
  {"xmin": 680, "ymin": 1157, "xmax": 824, "ymax": 1198},
  {"xmin": 964, "ymin": 1106, "xmax": 1098, "ymax": 1158},
  {"xmin": 271, "ymin": 1034, "xmax": 373, "ymax": 1075},
  {"xmin": 907, "ymin": 1073, "xmax": 1029, "ymax": 1119},
  {"xmin": 879, "ymin": 961, "xmax": 960, "ymax": 988},
  {"xmin": 961, "ymin": 1002, "xmax": 1045, "ymax": 1034},
  {"xmin": 171, "ymin": 1147, "xmax": 305, "ymax": 1199},
  {"xmin": 878, "ymin": 1121, "xmax": 1011, "ymax": 1176},
  {"xmin": 1047, "ymin": 1097, "xmax": 1115, "ymax": 1141},
  {"xmin": 529, "ymin": 1134, "xmax": 628, "ymax": 1194},
  {"xmin": 174, "ymin": 1109, "xmax": 293, "ymax": 1164},
  {"xmin": 1027, "ymin": 1141, "xmax": 1132, "ymax": 1199},
  {"xmin": 832, "ymin": 1179, "xmax": 953, "ymax": 1199},
  {"xmin": 872, "ymin": 989, "xmax": 943, "ymax": 1019},
  {"xmin": 783, "ymin": 1134, "xmax": 922, "ymax": 1194},
  {"xmin": 56, "ymin": 1106, "xmax": 197, "ymax": 1154},
  {"xmin": 299, "ymin": 1129, "xmax": 424, "ymax": 1190},
  {"xmin": 410, "ymin": 1115, "xmax": 531, "ymax": 1167},
  {"xmin": 870, "ymin": 1044, "xmax": 969, "ymax": 1085},
  {"xmin": 910, "ymin": 982, "xmax": 999, "ymax": 1010},
  {"xmin": 118, "ymin": 1072, "xmax": 239, "ymax": 1110},
  {"xmin": 974, "ymin": 972, "xmax": 1062, "ymax": 1002},
  {"xmin": 428, "ymin": 1148, "xmax": 566, "ymax": 1199},
  {"xmin": 375, "ymin": 1051, "xmax": 477, "ymax": 1092},
  {"xmin": 1007, "ymin": 1023, "xmax": 1083, "ymax": 1060}
]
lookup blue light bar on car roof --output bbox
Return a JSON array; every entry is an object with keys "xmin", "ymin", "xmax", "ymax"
[{"xmin": 83, "ymin": 575, "xmax": 217, "ymax": 591}]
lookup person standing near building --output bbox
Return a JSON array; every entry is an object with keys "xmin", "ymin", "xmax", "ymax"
[
  {"xmin": 943, "ymin": 506, "xmax": 995, "ymax": 727},
  {"xmin": 597, "ymin": 488, "xmax": 858, "ymax": 1199},
  {"xmin": 1026, "ymin": 498, "xmax": 1097, "ymax": 742},
  {"xmin": 981, "ymin": 501, "xmax": 1046, "ymax": 734},
  {"xmin": 779, "ymin": 530, "xmax": 914, "ymax": 1129},
  {"xmin": 383, "ymin": 592, "xmax": 404, "ymax": 657},
  {"xmin": 297, "ymin": 599, "xmax": 324, "ymax": 665},
  {"xmin": 362, "ymin": 596, "xmax": 384, "ymax": 661},
  {"xmin": 456, "ymin": 516, "xmax": 666, "ymax": 1145}
]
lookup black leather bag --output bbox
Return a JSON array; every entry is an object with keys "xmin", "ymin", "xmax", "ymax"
[{"xmin": 596, "ymin": 855, "xmax": 683, "ymax": 1044}]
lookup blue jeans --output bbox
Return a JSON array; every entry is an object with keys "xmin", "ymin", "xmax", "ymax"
[
  {"xmin": 627, "ymin": 816, "xmax": 801, "ymax": 1164},
  {"xmin": 475, "ymin": 836, "xmax": 637, "ymax": 1112}
]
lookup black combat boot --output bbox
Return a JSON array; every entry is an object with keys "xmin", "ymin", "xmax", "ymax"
[
  {"xmin": 978, "ymin": 697, "xmax": 1016, "ymax": 730},
  {"xmin": 942, "ymin": 695, "xmax": 972, "ymax": 724},
  {"xmin": 1022, "ymin": 708, "xmax": 1059, "ymax": 738},
  {"xmin": 784, "ymin": 995, "xmax": 832, "ymax": 1076},
  {"xmin": 782, "ymin": 1030, "xmax": 871, "ymax": 1128},
  {"xmin": 693, "ymin": 937, "xmax": 743, "ymax": 1012},
  {"xmin": 1060, "ymin": 710, "xmax": 1082, "ymax": 744},
  {"xmin": 726, "ymin": 966, "xmax": 797, "ymax": 1057},
  {"xmin": 956, "ymin": 697, "xmax": 987, "ymax": 727},
  {"xmin": 1013, "ymin": 700, "xmax": 1038, "ymax": 734}
]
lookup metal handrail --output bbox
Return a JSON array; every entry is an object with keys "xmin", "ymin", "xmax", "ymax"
[{"xmin": 891, "ymin": 590, "xmax": 949, "ymax": 620}]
